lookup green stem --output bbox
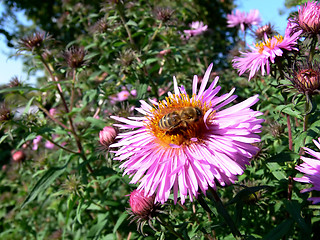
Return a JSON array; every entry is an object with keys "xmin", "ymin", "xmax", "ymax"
[
  {"xmin": 208, "ymin": 187, "xmax": 243, "ymax": 240},
  {"xmin": 308, "ymin": 36, "xmax": 317, "ymax": 64},
  {"xmin": 38, "ymin": 52, "xmax": 102, "ymax": 194},
  {"xmin": 157, "ymin": 215, "xmax": 185, "ymax": 240},
  {"xmin": 70, "ymin": 68, "xmax": 77, "ymax": 112}
]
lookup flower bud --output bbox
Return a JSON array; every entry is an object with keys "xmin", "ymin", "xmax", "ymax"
[
  {"xmin": 129, "ymin": 189, "xmax": 156, "ymax": 219},
  {"xmin": 12, "ymin": 150, "xmax": 26, "ymax": 163},
  {"xmin": 287, "ymin": 61, "xmax": 320, "ymax": 95},
  {"xmin": 99, "ymin": 126, "xmax": 117, "ymax": 147},
  {"xmin": 297, "ymin": 1, "xmax": 320, "ymax": 35}
]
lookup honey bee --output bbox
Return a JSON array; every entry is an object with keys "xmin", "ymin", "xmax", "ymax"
[{"xmin": 158, "ymin": 107, "xmax": 203, "ymax": 133}]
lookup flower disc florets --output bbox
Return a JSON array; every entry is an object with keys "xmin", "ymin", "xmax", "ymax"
[
  {"xmin": 110, "ymin": 64, "xmax": 263, "ymax": 204},
  {"xmin": 146, "ymin": 94, "xmax": 212, "ymax": 146}
]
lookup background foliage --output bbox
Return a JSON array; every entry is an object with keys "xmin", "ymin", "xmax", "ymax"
[{"xmin": 0, "ymin": 0, "xmax": 320, "ymax": 239}]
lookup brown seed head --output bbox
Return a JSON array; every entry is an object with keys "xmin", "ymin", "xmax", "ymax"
[
  {"xmin": 18, "ymin": 32, "xmax": 52, "ymax": 52},
  {"xmin": 8, "ymin": 76, "xmax": 22, "ymax": 88},
  {"xmin": 255, "ymin": 23, "xmax": 276, "ymax": 39},
  {"xmin": 155, "ymin": 7, "xmax": 174, "ymax": 23},
  {"xmin": 0, "ymin": 104, "xmax": 11, "ymax": 122},
  {"xmin": 63, "ymin": 46, "xmax": 87, "ymax": 69}
]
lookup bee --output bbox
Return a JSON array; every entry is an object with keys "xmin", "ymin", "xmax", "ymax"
[{"xmin": 158, "ymin": 107, "xmax": 203, "ymax": 133}]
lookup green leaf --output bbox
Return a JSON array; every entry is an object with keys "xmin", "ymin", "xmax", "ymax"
[
  {"xmin": 23, "ymin": 96, "xmax": 36, "ymax": 115},
  {"xmin": 266, "ymin": 162, "xmax": 287, "ymax": 180},
  {"xmin": 86, "ymin": 117, "xmax": 106, "ymax": 129},
  {"xmin": 0, "ymin": 134, "xmax": 8, "ymax": 144},
  {"xmin": 0, "ymin": 86, "xmax": 40, "ymax": 94},
  {"xmin": 262, "ymin": 219, "xmax": 294, "ymax": 240},
  {"xmin": 113, "ymin": 212, "xmax": 127, "ymax": 234},
  {"xmin": 126, "ymin": 20, "xmax": 137, "ymax": 26},
  {"xmin": 87, "ymin": 214, "xmax": 109, "ymax": 239},
  {"xmin": 21, "ymin": 159, "xmax": 69, "ymax": 208},
  {"xmin": 285, "ymin": 200, "xmax": 311, "ymax": 237}
]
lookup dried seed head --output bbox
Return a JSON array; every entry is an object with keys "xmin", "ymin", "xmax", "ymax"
[
  {"xmin": 91, "ymin": 18, "xmax": 109, "ymax": 33},
  {"xmin": 8, "ymin": 76, "xmax": 22, "ymax": 88},
  {"xmin": 118, "ymin": 49, "xmax": 136, "ymax": 67},
  {"xmin": 269, "ymin": 121, "xmax": 285, "ymax": 138},
  {"xmin": 0, "ymin": 104, "xmax": 11, "ymax": 122},
  {"xmin": 155, "ymin": 7, "xmax": 174, "ymax": 23},
  {"xmin": 63, "ymin": 46, "xmax": 87, "ymax": 69},
  {"xmin": 18, "ymin": 32, "xmax": 52, "ymax": 52},
  {"xmin": 255, "ymin": 23, "xmax": 276, "ymax": 39}
]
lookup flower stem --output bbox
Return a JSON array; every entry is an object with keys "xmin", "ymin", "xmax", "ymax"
[
  {"xmin": 157, "ymin": 215, "xmax": 185, "ymax": 240},
  {"xmin": 70, "ymin": 68, "xmax": 77, "ymax": 111},
  {"xmin": 208, "ymin": 187, "xmax": 243, "ymax": 240},
  {"xmin": 286, "ymin": 114, "xmax": 293, "ymax": 151}
]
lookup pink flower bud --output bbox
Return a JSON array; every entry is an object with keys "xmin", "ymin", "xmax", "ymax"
[
  {"xmin": 99, "ymin": 126, "xmax": 117, "ymax": 147},
  {"xmin": 12, "ymin": 150, "xmax": 26, "ymax": 163},
  {"xmin": 129, "ymin": 189, "xmax": 156, "ymax": 219}
]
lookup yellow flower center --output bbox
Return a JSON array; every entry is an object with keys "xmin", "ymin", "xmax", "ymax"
[
  {"xmin": 255, "ymin": 35, "xmax": 284, "ymax": 54},
  {"xmin": 145, "ymin": 93, "xmax": 215, "ymax": 147}
]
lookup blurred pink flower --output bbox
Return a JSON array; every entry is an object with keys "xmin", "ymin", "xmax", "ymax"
[
  {"xmin": 232, "ymin": 24, "xmax": 302, "ymax": 81},
  {"xmin": 110, "ymin": 63, "xmax": 263, "ymax": 204},
  {"xmin": 109, "ymin": 89, "xmax": 137, "ymax": 103},
  {"xmin": 49, "ymin": 108, "xmax": 57, "ymax": 116},
  {"xmin": 32, "ymin": 136, "xmax": 42, "ymax": 150},
  {"xmin": 227, "ymin": 9, "xmax": 261, "ymax": 32},
  {"xmin": 45, "ymin": 140, "xmax": 55, "ymax": 149},
  {"xmin": 294, "ymin": 138, "xmax": 320, "ymax": 204},
  {"xmin": 12, "ymin": 150, "xmax": 26, "ymax": 163},
  {"xmin": 183, "ymin": 21, "xmax": 208, "ymax": 39}
]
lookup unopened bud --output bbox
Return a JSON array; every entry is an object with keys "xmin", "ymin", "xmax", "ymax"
[
  {"xmin": 99, "ymin": 126, "xmax": 117, "ymax": 147},
  {"xmin": 129, "ymin": 189, "xmax": 156, "ymax": 219}
]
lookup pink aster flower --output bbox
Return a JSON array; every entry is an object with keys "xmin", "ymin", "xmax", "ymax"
[
  {"xmin": 232, "ymin": 23, "xmax": 302, "ymax": 81},
  {"xmin": 294, "ymin": 138, "xmax": 320, "ymax": 204},
  {"xmin": 227, "ymin": 9, "xmax": 261, "ymax": 32},
  {"xmin": 183, "ymin": 21, "xmax": 208, "ymax": 39},
  {"xmin": 110, "ymin": 63, "xmax": 263, "ymax": 204}
]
